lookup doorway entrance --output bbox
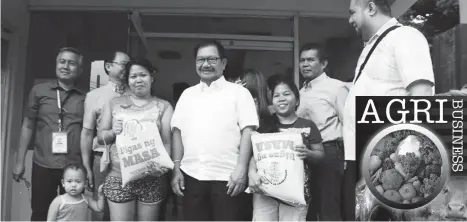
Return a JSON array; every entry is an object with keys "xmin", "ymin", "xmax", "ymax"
[{"xmin": 132, "ymin": 15, "xmax": 296, "ymax": 104}]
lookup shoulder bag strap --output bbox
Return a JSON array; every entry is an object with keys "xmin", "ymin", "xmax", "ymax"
[{"xmin": 353, "ymin": 26, "xmax": 401, "ymax": 84}]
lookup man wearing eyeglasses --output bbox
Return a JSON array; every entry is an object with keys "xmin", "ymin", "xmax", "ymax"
[
  {"xmin": 12, "ymin": 47, "xmax": 85, "ymax": 221},
  {"xmin": 170, "ymin": 40, "xmax": 259, "ymax": 221},
  {"xmin": 80, "ymin": 50, "xmax": 130, "ymax": 221}
]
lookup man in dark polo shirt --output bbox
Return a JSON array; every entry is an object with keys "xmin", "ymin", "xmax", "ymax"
[{"xmin": 12, "ymin": 47, "xmax": 85, "ymax": 221}]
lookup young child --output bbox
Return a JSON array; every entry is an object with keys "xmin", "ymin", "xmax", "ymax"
[
  {"xmin": 248, "ymin": 77, "xmax": 325, "ymax": 221},
  {"xmin": 47, "ymin": 164, "xmax": 105, "ymax": 221}
]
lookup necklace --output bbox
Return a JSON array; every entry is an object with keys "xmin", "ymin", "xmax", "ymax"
[{"xmin": 129, "ymin": 95, "xmax": 151, "ymax": 108}]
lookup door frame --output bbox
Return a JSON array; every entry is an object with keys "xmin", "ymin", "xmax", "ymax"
[
  {"xmin": 1, "ymin": 19, "xmax": 17, "ymax": 221},
  {"xmin": 130, "ymin": 14, "xmax": 301, "ymax": 87}
]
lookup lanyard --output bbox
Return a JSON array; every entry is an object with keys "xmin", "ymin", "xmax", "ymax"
[{"xmin": 56, "ymin": 89, "xmax": 64, "ymax": 131}]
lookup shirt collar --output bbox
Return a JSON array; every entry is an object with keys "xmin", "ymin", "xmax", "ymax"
[
  {"xmin": 51, "ymin": 81, "xmax": 83, "ymax": 94},
  {"xmin": 107, "ymin": 80, "xmax": 127, "ymax": 94},
  {"xmin": 365, "ymin": 18, "xmax": 400, "ymax": 46},
  {"xmin": 199, "ymin": 76, "xmax": 227, "ymax": 91},
  {"xmin": 303, "ymin": 72, "xmax": 328, "ymax": 89}
]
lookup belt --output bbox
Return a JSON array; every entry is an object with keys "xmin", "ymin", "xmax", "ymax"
[
  {"xmin": 93, "ymin": 151, "xmax": 103, "ymax": 157},
  {"xmin": 322, "ymin": 140, "xmax": 344, "ymax": 149}
]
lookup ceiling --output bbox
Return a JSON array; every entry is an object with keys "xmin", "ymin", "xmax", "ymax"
[{"xmin": 28, "ymin": 0, "xmax": 353, "ymax": 18}]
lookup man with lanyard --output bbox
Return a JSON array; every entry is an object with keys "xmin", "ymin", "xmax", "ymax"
[
  {"xmin": 296, "ymin": 43, "xmax": 349, "ymax": 221},
  {"xmin": 12, "ymin": 47, "xmax": 86, "ymax": 221},
  {"xmin": 80, "ymin": 50, "xmax": 130, "ymax": 221},
  {"xmin": 344, "ymin": 0, "xmax": 435, "ymax": 219}
]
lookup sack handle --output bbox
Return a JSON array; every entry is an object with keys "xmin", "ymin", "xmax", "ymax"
[
  {"xmin": 353, "ymin": 26, "xmax": 401, "ymax": 84},
  {"xmin": 103, "ymin": 135, "xmax": 107, "ymax": 149}
]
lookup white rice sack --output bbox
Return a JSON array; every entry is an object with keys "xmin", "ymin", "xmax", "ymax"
[
  {"xmin": 251, "ymin": 132, "xmax": 306, "ymax": 206},
  {"xmin": 115, "ymin": 110, "xmax": 174, "ymax": 187}
]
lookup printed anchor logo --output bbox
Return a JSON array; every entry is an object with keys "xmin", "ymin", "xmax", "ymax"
[
  {"xmin": 123, "ymin": 120, "xmax": 143, "ymax": 140},
  {"xmin": 262, "ymin": 161, "xmax": 287, "ymax": 186}
]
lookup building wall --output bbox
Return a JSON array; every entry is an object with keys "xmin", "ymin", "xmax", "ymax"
[{"xmin": 25, "ymin": 12, "xmax": 130, "ymax": 93}]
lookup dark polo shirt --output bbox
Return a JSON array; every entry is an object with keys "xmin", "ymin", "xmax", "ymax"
[{"xmin": 25, "ymin": 81, "xmax": 85, "ymax": 169}]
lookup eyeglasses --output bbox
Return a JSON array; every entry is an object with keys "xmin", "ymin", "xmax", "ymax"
[
  {"xmin": 111, "ymin": 61, "xmax": 127, "ymax": 67},
  {"xmin": 195, "ymin": 57, "xmax": 221, "ymax": 65}
]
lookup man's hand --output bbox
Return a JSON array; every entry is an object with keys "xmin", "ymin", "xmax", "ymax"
[
  {"xmin": 85, "ymin": 167, "xmax": 94, "ymax": 191},
  {"xmin": 97, "ymin": 184, "xmax": 104, "ymax": 197},
  {"xmin": 295, "ymin": 144, "xmax": 313, "ymax": 160},
  {"xmin": 227, "ymin": 166, "xmax": 247, "ymax": 197},
  {"xmin": 12, "ymin": 162, "xmax": 25, "ymax": 182},
  {"xmin": 248, "ymin": 169, "xmax": 263, "ymax": 194},
  {"xmin": 171, "ymin": 168, "xmax": 185, "ymax": 196}
]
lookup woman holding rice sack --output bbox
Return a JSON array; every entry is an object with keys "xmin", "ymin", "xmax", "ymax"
[
  {"xmin": 248, "ymin": 76, "xmax": 325, "ymax": 221},
  {"xmin": 98, "ymin": 59, "xmax": 174, "ymax": 221}
]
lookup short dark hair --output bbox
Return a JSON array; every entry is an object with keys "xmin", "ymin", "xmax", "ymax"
[
  {"xmin": 103, "ymin": 50, "xmax": 127, "ymax": 75},
  {"xmin": 193, "ymin": 40, "xmax": 226, "ymax": 59},
  {"xmin": 364, "ymin": 0, "xmax": 392, "ymax": 16},
  {"xmin": 62, "ymin": 163, "xmax": 87, "ymax": 179},
  {"xmin": 57, "ymin": 47, "xmax": 83, "ymax": 66},
  {"xmin": 124, "ymin": 58, "xmax": 157, "ymax": 85},
  {"xmin": 299, "ymin": 43, "xmax": 328, "ymax": 63}
]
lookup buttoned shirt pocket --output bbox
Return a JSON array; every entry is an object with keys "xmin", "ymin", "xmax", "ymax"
[{"xmin": 37, "ymin": 96, "xmax": 58, "ymax": 116}]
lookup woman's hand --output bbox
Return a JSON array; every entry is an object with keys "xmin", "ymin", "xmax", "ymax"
[
  {"xmin": 112, "ymin": 118, "xmax": 123, "ymax": 135},
  {"xmin": 145, "ymin": 161, "xmax": 170, "ymax": 177},
  {"xmin": 295, "ymin": 144, "xmax": 313, "ymax": 160},
  {"xmin": 234, "ymin": 79, "xmax": 246, "ymax": 87},
  {"xmin": 248, "ymin": 169, "xmax": 264, "ymax": 194},
  {"xmin": 97, "ymin": 184, "xmax": 104, "ymax": 197}
]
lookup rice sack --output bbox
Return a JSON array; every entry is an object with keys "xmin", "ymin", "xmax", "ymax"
[
  {"xmin": 115, "ymin": 107, "xmax": 174, "ymax": 187},
  {"xmin": 251, "ymin": 131, "xmax": 306, "ymax": 206}
]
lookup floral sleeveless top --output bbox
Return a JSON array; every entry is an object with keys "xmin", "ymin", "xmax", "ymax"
[{"xmin": 106, "ymin": 95, "xmax": 169, "ymax": 177}]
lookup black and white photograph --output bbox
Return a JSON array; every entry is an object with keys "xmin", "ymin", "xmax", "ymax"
[{"xmin": 1, "ymin": 0, "xmax": 466, "ymax": 221}]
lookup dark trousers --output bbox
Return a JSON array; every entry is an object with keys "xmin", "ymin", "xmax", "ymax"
[
  {"xmin": 31, "ymin": 163, "xmax": 65, "ymax": 221},
  {"xmin": 182, "ymin": 171, "xmax": 252, "ymax": 221},
  {"xmin": 341, "ymin": 160, "xmax": 356, "ymax": 221},
  {"xmin": 307, "ymin": 141, "xmax": 344, "ymax": 221}
]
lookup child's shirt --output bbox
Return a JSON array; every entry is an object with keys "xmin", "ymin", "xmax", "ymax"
[
  {"xmin": 276, "ymin": 117, "xmax": 323, "ymax": 201},
  {"xmin": 56, "ymin": 194, "xmax": 89, "ymax": 221}
]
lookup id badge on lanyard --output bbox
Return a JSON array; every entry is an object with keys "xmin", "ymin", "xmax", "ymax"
[{"xmin": 52, "ymin": 89, "xmax": 68, "ymax": 154}]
